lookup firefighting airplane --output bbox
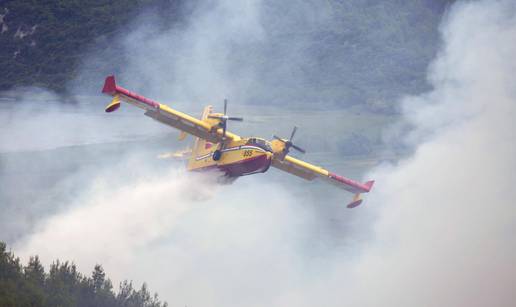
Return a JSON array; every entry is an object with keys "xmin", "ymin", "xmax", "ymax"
[{"xmin": 102, "ymin": 75, "xmax": 374, "ymax": 208}]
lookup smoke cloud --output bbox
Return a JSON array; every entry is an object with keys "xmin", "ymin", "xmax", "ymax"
[
  {"xmin": 0, "ymin": 90, "xmax": 170, "ymax": 153},
  {"xmin": 7, "ymin": 0, "xmax": 516, "ymax": 306},
  {"xmin": 336, "ymin": 1, "xmax": 516, "ymax": 306}
]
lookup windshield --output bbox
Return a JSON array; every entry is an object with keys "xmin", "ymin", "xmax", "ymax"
[{"xmin": 246, "ymin": 138, "xmax": 273, "ymax": 152}]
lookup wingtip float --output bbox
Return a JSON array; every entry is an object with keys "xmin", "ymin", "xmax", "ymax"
[
  {"xmin": 346, "ymin": 180, "xmax": 374, "ymax": 208},
  {"xmin": 101, "ymin": 75, "xmax": 375, "ymax": 208}
]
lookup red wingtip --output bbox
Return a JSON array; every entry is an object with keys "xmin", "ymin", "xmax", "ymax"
[
  {"xmin": 102, "ymin": 75, "xmax": 117, "ymax": 94},
  {"xmin": 347, "ymin": 199, "xmax": 363, "ymax": 209},
  {"xmin": 364, "ymin": 180, "xmax": 375, "ymax": 191}
]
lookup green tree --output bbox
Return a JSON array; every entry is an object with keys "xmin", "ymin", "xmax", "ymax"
[
  {"xmin": 0, "ymin": 242, "xmax": 22, "ymax": 307},
  {"xmin": 0, "ymin": 242, "xmax": 167, "ymax": 306},
  {"xmin": 23, "ymin": 256, "xmax": 47, "ymax": 306}
]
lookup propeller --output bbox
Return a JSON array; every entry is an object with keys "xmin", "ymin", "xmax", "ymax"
[
  {"xmin": 207, "ymin": 99, "xmax": 243, "ymax": 161},
  {"xmin": 208, "ymin": 99, "xmax": 243, "ymax": 140},
  {"xmin": 273, "ymin": 126, "xmax": 306, "ymax": 155}
]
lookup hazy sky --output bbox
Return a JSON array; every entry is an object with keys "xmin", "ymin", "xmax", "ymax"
[{"xmin": 2, "ymin": 0, "xmax": 516, "ymax": 306}]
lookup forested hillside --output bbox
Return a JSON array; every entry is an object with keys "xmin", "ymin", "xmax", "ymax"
[
  {"xmin": 0, "ymin": 242, "xmax": 167, "ymax": 307},
  {"xmin": 0, "ymin": 0, "xmax": 452, "ymax": 105},
  {"xmin": 0, "ymin": 0, "xmax": 181, "ymax": 92}
]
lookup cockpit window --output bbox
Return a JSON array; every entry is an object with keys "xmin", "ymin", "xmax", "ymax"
[{"xmin": 246, "ymin": 138, "xmax": 272, "ymax": 152}]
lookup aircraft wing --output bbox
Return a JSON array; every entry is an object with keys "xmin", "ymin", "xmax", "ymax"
[
  {"xmin": 271, "ymin": 155, "xmax": 374, "ymax": 208},
  {"xmin": 101, "ymin": 75, "xmax": 239, "ymax": 143}
]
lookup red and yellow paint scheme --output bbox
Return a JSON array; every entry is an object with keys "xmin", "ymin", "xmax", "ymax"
[{"xmin": 102, "ymin": 75, "xmax": 374, "ymax": 208}]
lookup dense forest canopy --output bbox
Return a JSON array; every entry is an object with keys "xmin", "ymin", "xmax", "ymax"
[
  {"xmin": 0, "ymin": 0, "xmax": 182, "ymax": 92},
  {"xmin": 0, "ymin": 0, "xmax": 453, "ymax": 106},
  {"xmin": 0, "ymin": 242, "xmax": 167, "ymax": 307}
]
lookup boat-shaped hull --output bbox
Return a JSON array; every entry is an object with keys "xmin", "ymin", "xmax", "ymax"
[{"xmin": 219, "ymin": 153, "xmax": 271, "ymax": 177}]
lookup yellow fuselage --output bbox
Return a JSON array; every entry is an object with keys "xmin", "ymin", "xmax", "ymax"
[{"xmin": 187, "ymin": 137, "xmax": 274, "ymax": 177}]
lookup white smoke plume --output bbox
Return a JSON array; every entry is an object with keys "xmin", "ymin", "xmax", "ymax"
[
  {"xmin": 0, "ymin": 90, "xmax": 170, "ymax": 153},
  {"xmin": 9, "ymin": 0, "xmax": 516, "ymax": 306},
  {"xmin": 332, "ymin": 1, "xmax": 516, "ymax": 306}
]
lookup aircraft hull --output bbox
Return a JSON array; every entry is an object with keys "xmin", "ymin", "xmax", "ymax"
[
  {"xmin": 219, "ymin": 153, "xmax": 271, "ymax": 177},
  {"xmin": 191, "ymin": 151, "xmax": 272, "ymax": 178}
]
